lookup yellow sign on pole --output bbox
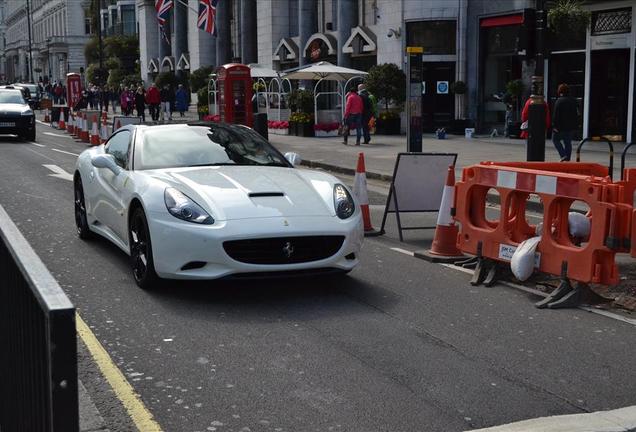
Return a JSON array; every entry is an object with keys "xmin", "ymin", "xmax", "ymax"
[{"xmin": 406, "ymin": 46, "xmax": 424, "ymax": 54}]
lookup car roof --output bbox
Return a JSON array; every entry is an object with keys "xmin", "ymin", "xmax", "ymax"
[
  {"xmin": 131, "ymin": 122, "xmax": 252, "ymax": 133},
  {"xmin": 0, "ymin": 88, "xmax": 24, "ymax": 95}
]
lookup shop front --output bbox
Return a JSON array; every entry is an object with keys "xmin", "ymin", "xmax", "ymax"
[
  {"xmin": 583, "ymin": 6, "xmax": 634, "ymax": 142},
  {"xmin": 478, "ymin": 13, "xmax": 530, "ymax": 133},
  {"xmin": 406, "ymin": 19, "xmax": 458, "ymax": 132}
]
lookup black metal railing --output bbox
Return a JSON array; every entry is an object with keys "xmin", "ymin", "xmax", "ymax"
[{"xmin": 0, "ymin": 204, "xmax": 78, "ymax": 432}]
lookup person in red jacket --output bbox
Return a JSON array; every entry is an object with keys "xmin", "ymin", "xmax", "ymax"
[
  {"xmin": 343, "ymin": 89, "xmax": 363, "ymax": 145},
  {"xmin": 520, "ymin": 97, "xmax": 551, "ymax": 140},
  {"xmin": 146, "ymin": 83, "xmax": 161, "ymax": 122}
]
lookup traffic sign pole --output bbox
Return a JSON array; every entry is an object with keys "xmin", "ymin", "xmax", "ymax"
[{"xmin": 406, "ymin": 47, "xmax": 424, "ymax": 153}]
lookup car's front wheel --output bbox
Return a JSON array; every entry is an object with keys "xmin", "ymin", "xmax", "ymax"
[
  {"xmin": 129, "ymin": 207, "xmax": 159, "ymax": 289},
  {"xmin": 74, "ymin": 175, "xmax": 94, "ymax": 240},
  {"xmin": 20, "ymin": 127, "xmax": 36, "ymax": 142}
]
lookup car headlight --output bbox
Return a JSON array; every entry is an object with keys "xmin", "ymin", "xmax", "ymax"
[
  {"xmin": 21, "ymin": 109, "xmax": 33, "ymax": 116},
  {"xmin": 333, "ymin": 184, "xmax": 355, "ymax": 219},
  {"xmin": 164, "ymin": 188, "xmax": 214, "ymax": 224}
]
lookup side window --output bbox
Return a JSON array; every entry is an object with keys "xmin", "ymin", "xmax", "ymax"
[{"xmin": 105, "ymin": 130, "xmax": 131, "ymax": 168}]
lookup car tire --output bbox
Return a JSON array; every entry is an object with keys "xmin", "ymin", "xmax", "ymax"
[
  {"xmin": 20, "ymin": 127, "xmax": 35, "ymax": 142},
  {"xmin": 74, "ymin": 175, "xmax": 94, "ymax": 240},
  {"xmin": 129, "ymin": 207, "xmax": 160, "ymax": 290}
]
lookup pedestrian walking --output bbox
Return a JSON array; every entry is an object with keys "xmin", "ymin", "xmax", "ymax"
[
  {"xmin": 146, "ymin": 83, "xmax": 161, "ymax": 122},
  {"xmin": 358, "ymin": 83, "xmax": 373, "ymax": 144},
  {"xmin": 101, "ymin": 86, "xmax": 110, "ymax": 113},
  {"xmin": 175, "ymin": 84, "xmax": 189, "ymax": 117},
  {"xmin": 135, "ymin": 85, "xmax": 146, "ymax": 122},
  {"xmin": 552, "ymin": 83, "xmax": 579, "ymax": 162},
  {"xmin": 160, "ymin": 84, "xmax": 173, "ymax": 121},
  {"xmin": 120, "ymin": 86, "xmax": 133, "ymax": 116},
  {"xmin": 342, "ymin": 88, "xmax": 363, "ymax": 146}
]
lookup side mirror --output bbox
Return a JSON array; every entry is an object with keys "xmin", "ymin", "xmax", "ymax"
[
  {"xmin": 284, "ymin": 152, "xmax": 302, "ymax": 167},
  {"xmin": 91, "ymin": 154, "xmax": 122, "ymax": 175}
]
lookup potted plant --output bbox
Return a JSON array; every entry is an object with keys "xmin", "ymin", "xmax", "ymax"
[
  {"xmin": 289, "ymin": 112, "xmax": 314, "ymax": 137},
  {"xmin": 376, "ymin": 110, "xmax": 401, "ymax": 135},
  {"xmin": 548, "ymin": 0, "xmax": 590, "ymax": 35},
  {"xmin": 365, "ymin": 63, "xmax": 406, "ymax": 135},
  {"xmin": 505, "ymin": 79, "xmax": 524, "ymax": 138},
  {"xmin": 313, "ymin": 122, "xmax": 340, "ymax": 137},
  {"xmin": 268, "ymin": 120, "xmax": 289, "ymax": 135}
]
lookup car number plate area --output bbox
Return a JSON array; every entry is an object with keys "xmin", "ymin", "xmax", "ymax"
[{"xmin": 0, "ymin": 122, "xmax": 15, "ymax": 127}]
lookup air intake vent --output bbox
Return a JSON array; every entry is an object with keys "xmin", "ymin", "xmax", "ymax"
[{"xmin": 248, "ymin": 192, "xmax": 285, "ymax": 198}]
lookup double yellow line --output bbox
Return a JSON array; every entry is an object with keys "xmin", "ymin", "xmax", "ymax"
[{"xmin": 76, "ymin": 313, "xmax": 163, "ymax": 431}]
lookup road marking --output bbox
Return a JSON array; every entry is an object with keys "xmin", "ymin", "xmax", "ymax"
[
  {"xmin": 28, "ymin": 141, "xmax": 46, "ymax": 147},
  {"xmin": 76, "ymin": 314, "xmax": 163, "ymax": 432},
  {"xmin": 43, "ymin": 131, "xmax": 72, "ymax": 139},
  {"xmin": 387, "ymin": 246, "xmax": 636, "ymax": 327},
  {"xmin": 390, "ymin": 247, "xmax": 414, "ymax": 257},
  {"xmin": 36, "ymin": 119, "xmax": 50, "ymax": 126},
  {"xmin": 51, "ymin": 148, "xmax": 80, "ymax": 157},
  {"xmin": 43, "ymin": 164, "xmax": 73, "ymax": 181}
]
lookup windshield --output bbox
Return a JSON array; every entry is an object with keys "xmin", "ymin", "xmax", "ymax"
[
  {"xmin": 136, "ymin": 125, "xmax": 290, "ymax": 170},
  {"xmin": 0, "ymin": 91, "xmax": 25, "ymax": 104}
]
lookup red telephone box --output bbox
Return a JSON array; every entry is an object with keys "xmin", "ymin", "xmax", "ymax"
[
  {"xmin": 66, "ymin": 73, "xmax": 82, "ymax": 109},
  {"xmin": 216, "ymin": 64, "xmax": 253, "ymax": 128}
]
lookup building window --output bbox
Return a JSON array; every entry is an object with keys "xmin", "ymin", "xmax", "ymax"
[
  {"xmin": 592, "ymin": 8, "xmax": 632, "ymax": 36},
  {"xmin": 121, "ymin": 5, "xmax": 135, "ymax": 35},
  {"xmin": 406, "ymin": 20, "xmax": 456, "ymax": 55},
  {"xmin": 85, "ymin": 18, "xmax": 92, "ymax": 35}
]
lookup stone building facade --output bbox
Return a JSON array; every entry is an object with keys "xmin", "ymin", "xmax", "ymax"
[{"xmin": 3, "ymin": 0, "xmax": 90, "ymax": 83}]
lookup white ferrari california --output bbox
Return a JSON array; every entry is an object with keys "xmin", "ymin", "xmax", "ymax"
[{"xmin": 74, "ymin": 122, "xmax": 363, "ymax": 288}]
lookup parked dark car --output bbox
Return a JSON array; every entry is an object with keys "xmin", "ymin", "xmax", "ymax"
[
  {"xmin": 14, "ymin": 83, "xmax": 40, "ymax": 109},
  {"xmin": 0, "ymin": 88, "xmax": 36, "ymax": 141}
]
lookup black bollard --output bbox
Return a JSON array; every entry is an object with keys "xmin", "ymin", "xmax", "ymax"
[{"xmin": 253, "ymin": 112, "xmax": 268, "ymax": 140}]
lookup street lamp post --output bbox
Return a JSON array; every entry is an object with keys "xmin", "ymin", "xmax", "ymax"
[
  {"xmin": 527, "ymin": 0, "xmax": 546, "ymax": 161},
  {"xmin": 26, "ymin": 0, "xmax": 34, "ymax": 83},
  {"xmin": 46, "ymin": 38, "xmax": 52, "ymax": 82}
]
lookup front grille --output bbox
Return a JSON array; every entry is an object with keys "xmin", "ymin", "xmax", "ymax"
[{"xmin": 223, "ymin": 236, "xmax": 345, "ymax": 265}]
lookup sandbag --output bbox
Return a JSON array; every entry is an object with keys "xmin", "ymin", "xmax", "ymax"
[
  {"xmin": 568, "ymin": 212, "xmax": 590, "ymax": 241},
  {"xmin": 510, "ymin": 236, "xmax": 541, "ymax": 282}
]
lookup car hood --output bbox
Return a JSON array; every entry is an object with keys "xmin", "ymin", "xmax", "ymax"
[
  {"xmin": 0, "ymin": 103, "xmax": 29, "ymax": 113},
  {"xmin": 144, "ymin": 165, "xmax": 335, "ymax": 221}
]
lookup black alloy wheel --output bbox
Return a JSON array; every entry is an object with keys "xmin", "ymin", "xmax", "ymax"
[
  {"xmin": 74, "ymin": 176, "xmax": 93, "ymax": 240},
  {"xmin": 129, "ymin": 207, "xmax": 159, "ymax": 289}
]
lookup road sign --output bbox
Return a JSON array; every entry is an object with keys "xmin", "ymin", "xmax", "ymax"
[{"xmin": 437, "ymin": 81, "xmax": 449, "ymax": 94}]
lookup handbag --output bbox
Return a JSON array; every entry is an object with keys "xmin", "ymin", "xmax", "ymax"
[
  {"xmin": 338, "ymin": 123, "xmax": 349, "ymax": 136},
  {"xmin": 520, "ymin": 121, "xmax": 529, "ymax": 131}
]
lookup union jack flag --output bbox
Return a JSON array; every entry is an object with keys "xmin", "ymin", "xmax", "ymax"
[
  {"xmin": 155, "ymin": 0, "xmax": 173, "ymax": 26},
  {"xmin": 198, "ymin": 0, "xmax": 218, "ymax": 35}
]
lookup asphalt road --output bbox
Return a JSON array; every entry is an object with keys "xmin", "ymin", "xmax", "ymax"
[{"xmin": 1, "ymin": 123, "xmax": 635, "ymax": 432}]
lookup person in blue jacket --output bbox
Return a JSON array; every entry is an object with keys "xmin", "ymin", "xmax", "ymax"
[{"xmin": 175, "ymin": 84, "xmax": 189, "ymax": 117}]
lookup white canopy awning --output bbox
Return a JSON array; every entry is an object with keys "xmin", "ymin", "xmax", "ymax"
[
  {"xmin": 248, "ymin": 63, "xmax": 279, "ymax": 79},
  {"xmin": 282, "ymin": 61, "xmax": 367, "ymax": 81}
]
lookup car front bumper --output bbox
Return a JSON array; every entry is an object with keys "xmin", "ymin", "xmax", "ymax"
[
  {"xmin": 147, "ymin": 212, "xmax": 364, "ymax": 280},
  {"xmin": 0, "ymin": 115, "xmax": 35, "ymax": 135}
]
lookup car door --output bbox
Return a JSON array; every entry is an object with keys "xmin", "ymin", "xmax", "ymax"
[{"xmin": 93, "ymin": 129, "xmax": 133, "ymax": 242}]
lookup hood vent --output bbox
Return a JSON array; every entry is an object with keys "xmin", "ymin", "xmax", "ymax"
[{"xmin": 248, "ymin": 192, "xmax": 285, "ymax": 198}]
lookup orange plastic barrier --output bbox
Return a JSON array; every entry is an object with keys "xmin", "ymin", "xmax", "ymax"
[{"xmin": 454, "ymin": 161, "xmax": 624, "ymax": 286}]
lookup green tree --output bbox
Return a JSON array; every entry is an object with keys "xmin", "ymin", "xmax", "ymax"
[
  {"xmin": 84, "ymin": 37, "xmax": 100, "ymax": 65},
  {"xmin": 288, "ymin": 89, "xmax": 313, "ymax": 114},
  {"xmin": 155, "ymin": 71, "xmax": 185, "ymax": 89},
  {"xmin": 190, "ymin": 66, "xmax": 214, "ymax": 92},
  {"xmin": 365, "ymin": 63, "xmax": 406, "ymax": 111}
]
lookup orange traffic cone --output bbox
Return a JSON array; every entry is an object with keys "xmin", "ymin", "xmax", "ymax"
[
  {"xmin": 81, "ymin": 113, "xmax": 90, "ymax": 143},
  {"xmin": 74, "ymin": 113, "xmax": 82, "ymax": 138},
  {"xmin": 59, "ymin": 110, "xmax": 66, "ymax": 130},
  {"xmin": 100, "ymin": 115, "xmax": 108, "ymax": 143},
  {"xmin": 415, "ymin": 166, "xmax": 465, "ymax": 263},
  {"xmin": 90, "ymin": 114, "xmax": 101, "ymax": 145},
  {"xmin": 353, "ymin": 153, "xmax": 382, "ymax": 237}
]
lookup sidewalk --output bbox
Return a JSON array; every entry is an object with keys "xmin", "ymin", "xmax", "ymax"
[{"xmin": 267, "ymin": 132, "xmax": 634, "ymax": 181}]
